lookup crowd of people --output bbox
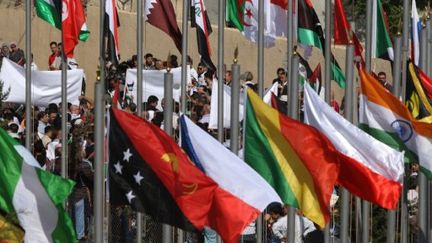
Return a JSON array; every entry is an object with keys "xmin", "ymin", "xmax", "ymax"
[{"xmin": 0, "ymin": 40, "xmax": 420, "ymax": 243}]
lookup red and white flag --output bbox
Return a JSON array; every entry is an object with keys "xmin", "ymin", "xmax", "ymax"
[
  {"xmin": 105, "ymin": 0, "xmax": 120, "ymax": 64},
  {"xmin": 62, "ymin": 0, "xmax": 87, "ymax": 58}
]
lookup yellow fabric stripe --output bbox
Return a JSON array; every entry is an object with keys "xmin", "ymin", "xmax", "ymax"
[
  {"xmin": 408, "ymin": 63, "xmax": 432, "ymax": 117},
  {"xmin": 248, "ymin": 89, "xmax": 326, "ymax": 227}
]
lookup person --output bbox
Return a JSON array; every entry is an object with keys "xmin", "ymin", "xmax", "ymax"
[
  {"xmin": 9, "ymin": 42, "xmax": 25, "ymax": 66},
  {"xmin": 273, "ymin": 68, "xmax": 287, "ymax": 85},
  {"xmin": 0, "ymin": 42, "xmax": 10, "ymax": 67},
  {"xmin": 48, "ymin": 41, "xmax": 59, "ymax": 69},
  {"xmin": 24, "ymin": 53, "xmax": 38, "ymax": 70},
  {"xmin": 224, "ymin": 70, "xmax": 232, "ymax": 86},
  {"xmin": 37, "ymin": 111, "xmax": 49, "ymax": 138},
  {"xmin": 266, "ymin": 202, "xmax": 303, "ymax": 243},
  {"xmin": 377, "ymin": 71, "xmax": 393, "ymax": 91},
  {"xmin": 144, "ymin": 53, "xmax": 155, "ymax": 70},
  {"xmin": 197, "ymin": 63, "xmax": 207, "ymax": 85}
]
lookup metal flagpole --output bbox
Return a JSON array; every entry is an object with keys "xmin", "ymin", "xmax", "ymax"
[
  {"xmin": 258, "ymin": 0, "xmax": 264, "ymax": 97},
  {"xmin": 136, "ymin": 0, "xmax": 144, "ymax": 239},
  {"xmin": 217, "ymin": 0, "xmax": 225, "ymax": 143},
  {"xmin": 286, "ymin": 54, "xmax": 299, "ymax": 243},
  {"xmin": 181, "ymin": 0, "xmax": 190, "ymax": 114},
  {"xmin": 418, "ymin": 25, "xmax": 428, "ymax": 243},
  {"xmin": 94, "ymin": 0, "xmax": 106, "ymax": 241},
  {"xmin": 230, "ymin": 60, "xmax": 240, "ymax": 154},
  {"xmin": 427, "ymin": 18, "xmax": 432, "ymax": 77},
  {"xmin": 25, "ymin": 0, "xmax": 31, "ymax": 150},
  {"xmin": 362, "ymin": 0, "xmax": 374, "ymax": 242},
  {"xmin": 323, "ymin": 2, "xmax": 332, "ymax": 242},
  {"xmin": 287, "ymin": 0, "xmax": 293, "ymax": 91},
  {"xmin": 61, "ymin": 30, "xmax": 68, "ymax": 180},
  {"xmin": 386, "ymin": 35, "xmax": 402, "ymax": 243},
  {"xmin": 400, "ymin": 1, "xmax": 410, "ymax": 243},
  {"xmin": 340, "ymin": 44, "xmax": 354, "ymax": 243}
]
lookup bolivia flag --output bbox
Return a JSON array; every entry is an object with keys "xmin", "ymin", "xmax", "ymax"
[
  {"xmin": 244, "ymin": 89, "xmax": 340, "ymax": 228},
  {"xmin": 0, "ymin": 128, "xmax": 76, "ymax": 242},
  {"xmin": 109, "ymin": 108, "xmax": 264, "ymax": 242},
  {"xmin": 359, "ymin": 68, "xmax": 432, "ymax": 179},
  {"xmin": 303, "ymin": 83, "xmax": 404, "ymax": 209}
]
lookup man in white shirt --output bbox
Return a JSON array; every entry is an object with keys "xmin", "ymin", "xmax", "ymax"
[{"xmin": 267, "ymin": 202, "xmax": 303, "ymax": 243}]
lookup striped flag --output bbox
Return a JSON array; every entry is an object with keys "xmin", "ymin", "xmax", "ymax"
[
  {"xmin": 304, "ymin": 83, "xmax": 404, "ymax": 209},
  {"xmin": 406, "ymin": 62, "xmax": 432, "ymax": 121},
  {"xmin": 245, "ymin": 88, "xmax": 340, "ymax": 228},
  {"xmin": 371, "ymin": 0, "xmax": 393, "ymax": 60},
  {"xmin": 191, "ymin": 0, "xmax": 216, "ymax": 71},
  {"xmin": 411, "ymin": 0, "xmax": 421, "ymax": 66},
  {"xmin": 359, "ymin": 68, "xmax": 432, "ymax": 179},
  {"xmin": 105, "ymin": 0, "xmax": 120, "ymax": 65}
]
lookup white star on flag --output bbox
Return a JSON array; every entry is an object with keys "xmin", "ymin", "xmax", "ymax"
[
  {"xmin": 114, "ymin": 161, "xmax": 123, "ymax": 174},
  {"xmin": 126, "ymin": 190, "xmax": 136, "ymax": 203},
  {"xmin": 123, "ymin": 148, "xmax": 132, "ymax": 162},
  {"xmin": 133, "ymin": 171, "xmax": 144, "ymax": 185}
]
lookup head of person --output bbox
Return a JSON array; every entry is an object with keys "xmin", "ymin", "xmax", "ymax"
[
  {"xmin": 224, "ymin": 70, "xmax": 232, "ymax": 83},
  {"xmin": 50, "ymin": 41, "xmax": 58, "ymax": 55},
  {"xmin": 378, "ymin": 72, "xmax": 387, "ymax": 83},
  {"xmin": 1, "ymin": 43, "xmax": 9, "ymax": 54},
  {"xmin": 37, "ymin": 111, "xmax": 49, "ymax": 123},
  {"xmin": 277, "ymin": 68, "xmax": 286, "ymax": 79},
  {"xmin": 154, "ymin": 59, "xmax": 164, "ymax": 70},
  {"xmin": 197, "ymin": 63, "xmax": 207, "ymax": 75},
  {"xmin": 9, "ymin": 42, "xmax": 18, "ymax": 53},
  {"xmin": 266, "ymin": 202, "xmax": 284, "ymax": 220},
  {"xmin": 144, "ymin": 53, "xmax": 153, "ymax": 66},
  {"xmin": 147, "ymin": 95, "xmax": 159, "ymax": 109},
  {"xmin": 197, "ymin": 85, "xmax": 208, "ymax": 95}
]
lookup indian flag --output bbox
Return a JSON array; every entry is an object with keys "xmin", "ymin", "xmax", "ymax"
[
  {"xmin": 359, "ymin": 68, "xmax": 432, "ymax": 178},
  {"xmin": 245, "ymin": 88, "xmax": 340, "ymax": 228},
  {"xmin": 0, "ymin": 128, "xmax": 76, "ymax": 242},
  {"xmin": 35, "ymin": 0, "xmax": 89, "ymax": 41}
]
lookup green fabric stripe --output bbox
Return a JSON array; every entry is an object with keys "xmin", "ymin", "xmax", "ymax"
[
  {"xmin": 420, "ymin": 166, "xmax": 432, "ymax": 180},
  {"xmin": 375, "ymin": 0, "xmax": 393, "ymax": 58},
  {"xmin": 331, "ymin": 63, "xmax": 346, "ymax": 88},
  {"xmin": 245, "ymin": 99, "xmax": 299, "ymax": 208},
  {"xmin": 0, "ymin": 129, "xmax": 23, "ymax": 214},
  {"xmin": 358, "ymin": 123, "xmax": 418, "ymax": 164},
  {"xmin": 79, "ymin": 30, "xmax": 90, "ymax": 42},
  {"xmin": 226, "ymin": 0, "xmax": 244, "ymax": 32},
  {"xmin": 36, "ymin": 166, "xmax": 76, "ymax": 242},
  {"xmin": 298, "ymin": 28, "xmax": 323, "ymax": 49},
  {"xmin": 35, "ymin": 0, "xmax": 61, "ymax": 29}
]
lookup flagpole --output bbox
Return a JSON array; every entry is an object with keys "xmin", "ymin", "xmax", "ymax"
[
  {"xmin": 217, "ymin": 0, "xmax": 225, "ymax": 143},
  {"xmin": 340, "ymin": 44, "xmax": 354, "ymax": 243},
  {"xmin": 61, "ymin": 30, "xmax": 68, "ymax": 181},
  {"xmin": 287, "ymin": 0, "xmax": 293, "ymax": 91},
  {"xmin": 400, "ymin": 1, "xmax": 410, "ymax": 243},
  {"xmin": 287, "ymin": 53, "xmax": 299, "ymax": 243},
  {"xmin": 230, "ymin": 60, "xmax": 240, "ymax": 154},
  {"xmin": 324, "ymin": 0, "xmax": 332, "ymax": 104},
  {"xmin": 323, "ymin": 1, "xmax": 332, "ymax": 242},
  {"xmin": 181, "ymin": 0, "xmax": 190, "ymax": 114},
  {"xmin": 426, "ymin": 18, "xmax": 432, "ymax": 77},
  {"xmin": 386, "ymin": 35, "xmax": 402, "ymax": 243},
  {"xmin": 418, "ymin": 25, "xmax": 428, "ymax": 243},
  {"xmin": 24, "ymin": 0, "xmax": 31, "ymax": 150},
  {"xmin": 136, "ymin": 0, "xmax": 144, "ymax": 240},
  {"xmin": 257, "ymin": 0, "xmax": 264, "ymax": 96}
]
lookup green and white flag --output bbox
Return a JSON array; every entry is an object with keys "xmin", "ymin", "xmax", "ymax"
[
  {"xmin": 371, "ymin": 0, "xmax": 393, "ymax": 60},
  {"xmin": 0, "ymin": 128, "xmax": 76, "ymax": 242},
  {"xmin": 35, "ymin": 0, "xmax": 89, "ymax": 41}
]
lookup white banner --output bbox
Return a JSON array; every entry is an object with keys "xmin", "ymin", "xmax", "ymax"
[
  {"xmin": 125, "ymin": 66, "xmax": 190, "ymax": 106},
  {"xmin": 0, "ymin": 58, "xmax": 83, "ymax": 106}
]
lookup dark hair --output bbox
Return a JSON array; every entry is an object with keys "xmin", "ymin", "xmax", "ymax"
[
  {"xmin": 48, "ymin": 103, "xmax": 59, "ymax": 113},
  {"xmin": 3, "ymin": 112, "xmax": 13, "ymax": 121},
  {"xmin": 37, "ymin": 111, "xmax": 47, "ymax": 120},
  {"xmin": 378, "ymin": 71, "xmax": 386, "ymax": 77},
  {"xmin": 145, "ymin": 53, "xmax": 153, "ymax": 59},
  {"xmin": 44, "ymin": 126, "xmax": 54, "ymax": 134},
  {"xmin": 50, "ymin": 41, "xmax": 57, "ymax": 47},
  {"xmin": 8, "ymin": 123, "xmax": 19, "ymax": 133},
  {"xmin": 277, "ymin": 68, "xmax": 285, "ymax": 74},
  {"xmin": 266, "ymin": 202, "xmax": 284, "ymax": 215},
  {"xmin": 204, "ymin": 70, "xmax": 214, "ymax": 80},
  {"xmin": 147, "ymin": 95, "xmax": 159, "ymax": 104},
  {"xmin": 128, "ymin": 102, "xmax": 137, "ymax": 112}
]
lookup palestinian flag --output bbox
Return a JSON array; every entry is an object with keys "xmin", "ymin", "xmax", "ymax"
[
  {"xmin": 0, "ymin": 128, "xmax": 76, "ymax": 242},
  {"xmin": 371, "ymin": 0, "xmax": 394, "ymax": 60},
  {"xmin": 406, "ymin": 62, "xmax": 432, "ymax": 121},
  {"xmin": 359, "ymin": 68, "xmax": 432, "ymax": 179},
  {"xmin": 297, "ymin": 0, "xmax": 346, "ymax": 88},
  {"xmin": 245, "ymin": 89, "xmax": 340, "ymax": 228},
  {"xmin": 109, "ymin": 108, "xmax": 264, "ymax": 242},
  {"xmin": 35, "ymin": 0, "xmax": 89, "ymax": 41}
]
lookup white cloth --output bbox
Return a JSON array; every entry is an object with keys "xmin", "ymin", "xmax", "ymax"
[{"xmin": 272, "ymin": 215, "xmax": 303, "ymax": 242}]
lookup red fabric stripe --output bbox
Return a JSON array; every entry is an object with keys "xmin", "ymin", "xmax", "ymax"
[
  {"xmin": 112, "ymin": 108, "xmax": 259, "ymax": 242},
  {"xmin": 278, "ymin": 114, "xmax": 340, "ymax": 225},
  {"xmin": 418, "ymin": 67, "xmax": 432, "ymax": 100},
  {"xmin": 337, "ymin": 152, "xmax": 402, "ymax": 210},
  {"xmin": 62, "ymin": 0, "xmax": 86, "ymax": 58}
]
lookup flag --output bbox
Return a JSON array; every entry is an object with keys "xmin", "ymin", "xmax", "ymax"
[
  {"xmin": 0, "ymin": 212, "xmax": 24, "ymax": 242},
  {"xmin": 191, "ymin": 0, "xmax": 216, "ymax": 71},
  {"xmin": 208, "ymin": 78, "xmax": 244, "ymax": 129},
  {"xmin": 371, "ymin": 0, "xmax": 394, "ymax": 60},
  {"xmin": 62, "ymin": 0, "xmax": 89, "ymax": 57},
  {"xmin": 0, "ymin": 128, "xmax": 76, "ymax": 242},
  {"xmin": 411, "ymin": 0, "xmax": 421, "ymax": 65},
  {"xmin": 298, "ymin": 53, "xmax": 312, "ymax": 85},
  {"xmin": 270, "ymin": 92, "xmax": 287, "ymax": 115},
  {"xmin": 309, "ymin": 63, "xmax": 322, "ymax": 94},
  {"xmin": 109, "ymin": 108, "xmax": 262, "ymax": 242},
  {"xmin": 406, "ymin": 62, "xmax": 432, "ymax": 120},
  {"xmin": 303, "ymin": 83, "xmax": 404, "ymax": 209},
  {"xmin": 359, "ymin": 68, "xmax": 432, "ymax": 179},
  {"xmin": 418, "ymin": 67, "xmax": 432, "ymax": 100},
  {"xmin": 35, "ymin": 0, "xmax": 89, "ymax": 42},
  {"xmin": 180, "ymin": 114, "xmax": 282, "ymax": 210},
  {"xmin": 297, "ymin": 0, "xmax": 346, "ymax": 88},
  {"xmin": 145, "ymin": 0, "xmax": 183, "ymax": 52},
  {"xmin": 245, "ymin": 88, "xmax": 340, "ymax": 228},
  {"xmin": 333, "ymin": 0, "xmax": 363, "ymax": 59},
  {"xmin": 226, "ymin": 0, "xmax": 288, "ymax": 47},
  {"xmin": 105, "ymin": 0, "xmax": 120, "ymax": 65},
  {"xmin": 263, "ymin": 82, "xmax": 279, "ymax": 105}
]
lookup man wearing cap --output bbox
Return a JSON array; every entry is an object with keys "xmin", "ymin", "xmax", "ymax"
[{"xmin": 9, "ymin": 42, "xmax": 25, "ymax": 66}]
